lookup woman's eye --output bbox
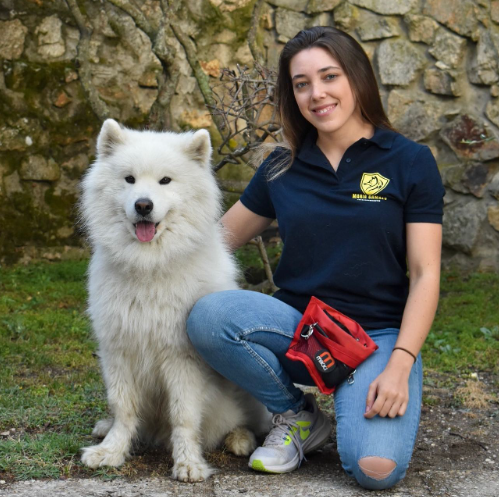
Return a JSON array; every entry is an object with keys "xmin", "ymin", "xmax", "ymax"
[
  {"xmin": 159, "ymin": 177, "xmax": 172, "ymax": 185},
  {"xmin": 295, "ymin": 81, "xmax": 307, "ymax": 89},
  {"xmin": 125, "ymin": 176, "xmax": 135, "ymax": 184},
  {"xmin": 325, "ymin": 74, "xmax": 337, "ymax": 81}
]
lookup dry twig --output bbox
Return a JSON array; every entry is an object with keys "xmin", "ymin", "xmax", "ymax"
[
  {"xmin": 209, "ymin": 64, "xmax": 281, "ymax": 171},
  {"xmin": 248, "ymin": 236, "xmax": 278, "ymax": 293}
]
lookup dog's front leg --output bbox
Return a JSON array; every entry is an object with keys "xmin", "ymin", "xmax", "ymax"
[
  {"xmin": 165, "ymin": 357, "xmax": 213, "ymax": 482},
  {"xmin": 81, "ymin": 356, "xmax": 139, "ymax": 468}
]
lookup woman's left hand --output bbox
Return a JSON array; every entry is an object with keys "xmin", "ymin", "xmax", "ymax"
[{"xmin": 364, "ymin": 364, "xmax": 411, "ymax": 419}]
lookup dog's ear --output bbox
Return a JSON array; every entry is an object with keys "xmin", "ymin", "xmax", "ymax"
[
  {"xmin": 97, "ymin": 119, "xmax": 125, "ymax": 158},
  {"xmin": 187, "ymin": 129, "xmax": 212, "ymax": 166}
]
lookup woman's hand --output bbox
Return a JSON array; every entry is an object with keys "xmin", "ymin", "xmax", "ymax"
[{"xmin": 364, "ymin": 359, "xmax": 412, "ymax": 419}]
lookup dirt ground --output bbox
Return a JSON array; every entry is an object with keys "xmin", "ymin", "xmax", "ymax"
[{"xmin": 1, "ymin": 371, "xmax": 498, "ymax": 496}]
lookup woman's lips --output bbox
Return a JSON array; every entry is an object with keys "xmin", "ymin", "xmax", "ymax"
[{"xmin": 312, "ymin": 104, "xmax": 337, "ymax": 115}]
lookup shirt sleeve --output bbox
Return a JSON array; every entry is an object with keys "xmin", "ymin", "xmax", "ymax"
[
  {"xmin": 404, "ymin": 146, "xmax": 445, "ymax": 224},
  {"xmin": 239, "ymin": 150, "xmax": 286, "ymax": 219}
]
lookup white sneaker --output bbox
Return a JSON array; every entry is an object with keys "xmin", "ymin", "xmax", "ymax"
[{"xmin": 248, "ymin": 393, "xmax": 332, "ymax": 473}]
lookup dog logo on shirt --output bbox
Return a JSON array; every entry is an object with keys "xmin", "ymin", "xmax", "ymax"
[{"xmin": 360, "ymin": 173, "xmax": 390, "ymax": 195}]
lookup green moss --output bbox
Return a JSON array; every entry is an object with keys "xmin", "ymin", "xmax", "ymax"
[
  {"xmin": 0, "ymin": 191, "xmax": 54, "ymax": 262},
  {"xmin": 4, "ymin": 60, "xmax": 70, "ymax": 93},
  {"xmin": 197, "ymin": 0, "xmax": 256, "ymax": 47},
  {"xmin": 44, "ymin": 188, "xmax": 78, "ymax": 218}
]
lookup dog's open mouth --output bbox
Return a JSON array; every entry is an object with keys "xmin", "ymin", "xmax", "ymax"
[{"xmin": 134, "ymin": 221, "xmax": 159, "ymax": 243}]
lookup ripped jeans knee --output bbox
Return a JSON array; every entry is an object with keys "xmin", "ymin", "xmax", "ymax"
[
  {"xmin": 358, "ymin": 456, "xmax": 396, "ymax": 480},
  {"xmin": 354, "ymin": 456, "xmax": 405, "ymax": 490}
]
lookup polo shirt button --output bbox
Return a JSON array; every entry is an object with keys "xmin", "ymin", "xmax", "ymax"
[{"xmin": 346, "ymin": 158, "xmax": 352, "ymax": 163}]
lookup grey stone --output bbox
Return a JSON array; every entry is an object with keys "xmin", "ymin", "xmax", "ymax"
[
  {"xmin": 387, "ymin": 90, "xmax": 443, "ymax": 141},
  {"xmin": 440, "ymin": 164, "xmax": 470, "ymax": 195},
  {"xmin": 213, "ymin": 29, "xmax": 237, "ymax": 44},
  {"xmin": 488, "ymin": 171, "xmax": 499, "ymax": 200},
  {"xmin": 35, "ymin": 15, "xmax": 65, "ymax": 59},
  {"xmin": 0, "ymin": 19, "xmax": 28, "ymax": 60},
  {"xmin": 443, "ymin": 197, "xmax": 488, "ymax": 254},
  {"xmin": 462, "ymin": 162, "xmax": 494, "ymax": 198},
  {"xmin": 486, "ymin": 99, "xmax": 499, "ymax": 127},
  {"xmin": 60, "ymin": 154, "xmax": 89, "ymax": 178},
  {"xmin": 357, "ymin": 13, "xmax": 400, "ymax": 41},
  {"xmin": 0, "ymin": 126, "xmax": 28, "ymax": 152},
  {"xmin": 3, "ymin": 171, "xmax": 24, "ymax": 196},
  {"xmin": 20, "ymin": 156, "xmax": 60, "ymax": 182},
  {"xmin": 404, "ymin": 14, "xmax": 439, "ymax": 44},
  {"xmin": 423, "ymin": 0, "xmax": 479, "ymax": 40},
  {"xmin": 469, "ymin": 30, "xmax": 499, "ymax": 86},
  {"xmin": 488, "ymin": 204, "xmax": 499, "ymax": 232},
  {"xmin": 275, "ymin": 8, "xmax": 308, "ymax": 41},
  {"xmin": 267, "ymin": 0, "xmax": 308, "ymax": 12},
  {"xmin": 310, "ymin": 11, "xmax": 333, "ymax": 27},
  {"xmin": 492, "ymin": 0, "xmax": 499, "ymax": 24},
  {"xmin": 349, "ymin": 0, "xmax": 417, "ymax": 15},
  {"xmin": 377, "ymin": 38, "xmax": 426, "ymax": 86},
  {"xmin": 440, "ymin": 114, "xmax": 499, "ymax": 162},
  {"xmin": 424, "ymin": 68, "xmax": 461, "ymax": 96},
  {"xmin": 307, "ymin": 0, "xmax": 342, "ymax": 14},
  {"xmin": 333, "ymin": 2, "xmax": 360, "ymax": 31},
  {"xmin": 428, "ymin": 29, "xmax": 468, "ymax": 69}
]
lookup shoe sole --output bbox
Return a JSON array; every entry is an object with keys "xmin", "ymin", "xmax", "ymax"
[{"xmin": 249, "ymin": 413, "xmax": 332, "ymax": 474}]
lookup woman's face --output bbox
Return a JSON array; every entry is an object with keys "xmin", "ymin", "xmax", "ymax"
[{"xmin": 289, "ymin": 47, "xmax": 363, "ymax": 138}]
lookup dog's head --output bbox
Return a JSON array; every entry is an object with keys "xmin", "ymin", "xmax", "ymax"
[{"xmin": 80, "ymin": 119, "xmax": 222, "ymax": 267}]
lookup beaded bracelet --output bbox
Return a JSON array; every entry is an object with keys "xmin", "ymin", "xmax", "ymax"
[{"xmin": 392, "ymin": 346, "xmax": 417, "ymax": 363}]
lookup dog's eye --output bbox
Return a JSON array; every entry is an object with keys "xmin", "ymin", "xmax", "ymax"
[
  {"xmin": 125, "ymin": 176, "xmax": 135, "ymax": 184},
  {"xmin": 159, "ymin": 177, "xmax": 171, "ymax": 185}
]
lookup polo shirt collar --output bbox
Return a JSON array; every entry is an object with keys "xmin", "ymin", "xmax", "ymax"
[
  {"xmin": 296, "ymin": 126, "xmax": 396, "ymax": 167},
  {"xmin": 368, "ymin": 126, "xmax": 396, "ymax": 150}
]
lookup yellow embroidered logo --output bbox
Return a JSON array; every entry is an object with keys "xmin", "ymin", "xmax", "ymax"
[{"xmin": 360, "ymin": 172, "xmax": 390, "ymax": 195}]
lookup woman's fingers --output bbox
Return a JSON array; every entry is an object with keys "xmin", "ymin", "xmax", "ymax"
[{"xmin": 364, "ymin": 381, "xmax": 379, "ymax": 417}]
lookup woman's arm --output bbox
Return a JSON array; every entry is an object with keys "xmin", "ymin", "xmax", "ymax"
[
  {"xmin": 364, "ymin": 222, "xmax": 442, "ymax": 419},
  {"xmin": 221, "ymin": 200, "xmax": 274, "ymax": 252}
]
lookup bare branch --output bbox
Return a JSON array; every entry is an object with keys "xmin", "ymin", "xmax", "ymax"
[
  {"xmin": 107, "ymin": 0, "xmax": 155, "ymax": 39},
  {"xmin": 248, "ymin": 0, "xmax": 265, "ymax": 66},
  {"xmin": 208, "ymin": 64, "xmax": 280, "ymax": 169},
  {"xmin": 65, "ymin": 0, "xmax": 110, "ymax": 122},
  {"xmin": 248, "ymin": 236, "xmax": 278, "ymax": 293}
]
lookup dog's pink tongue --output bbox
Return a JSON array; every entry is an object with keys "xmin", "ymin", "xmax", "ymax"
[{"xmin": 136, "ymin": 221, "xmax": 156, "ymax": 242}]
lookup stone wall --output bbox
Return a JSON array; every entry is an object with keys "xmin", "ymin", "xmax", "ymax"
[{"xmin": 0, "ymin": 0, "xmax": 498, "ymax": 271}]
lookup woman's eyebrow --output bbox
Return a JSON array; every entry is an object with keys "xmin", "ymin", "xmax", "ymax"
[{"xmin": 291, "ymin": 66, "xmax": 341, "ymax": 80}]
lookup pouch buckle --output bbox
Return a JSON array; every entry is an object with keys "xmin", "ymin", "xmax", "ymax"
[
  {"xmin": 347, "ymin": 369, "xmax": 357, "ymax": 385},
  {"xmin": 300, "ymin": 322, "xmax": 317, "ymax": 340}
]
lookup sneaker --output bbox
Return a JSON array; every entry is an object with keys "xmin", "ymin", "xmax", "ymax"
[{"xmin": 248, "ymin": 393, "xmax": 332, "ymax": 473}]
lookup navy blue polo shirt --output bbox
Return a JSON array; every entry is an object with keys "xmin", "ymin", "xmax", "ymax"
[{"xmin": 239, "ymin": 127, "xmax": 445, "ymax": 330}]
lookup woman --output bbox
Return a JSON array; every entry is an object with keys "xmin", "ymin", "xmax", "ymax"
[{"xmin": 187, "ymin": 26, "xmax": 444, "ymax": 490}]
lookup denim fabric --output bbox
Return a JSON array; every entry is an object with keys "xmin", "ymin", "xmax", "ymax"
[{"xmin": 187, "ymin": 290, "xmax": 422, "ymax": 490}]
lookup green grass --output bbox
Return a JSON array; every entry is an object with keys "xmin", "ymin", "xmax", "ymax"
[
  {"xmin": 0, "ymin": 260, "xmax": 498, "ymax": 481},
  {"xmin": 0, "ymin": 261, "xmax": 108, "ymax": 481},
  {"xmin": 424, "ymin": 271, "xmax": 499, "ymax": 372}
]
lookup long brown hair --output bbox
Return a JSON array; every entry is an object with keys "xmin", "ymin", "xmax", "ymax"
[{"xmin": 266, "ymin": 26, "xmax": 394, "ymax": 178}]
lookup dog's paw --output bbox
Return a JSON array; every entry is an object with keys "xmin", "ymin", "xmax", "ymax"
[
  {"xmin": 172, "ymin": 459, "xmax": 214, "ymax": 482},
  {"xmin": 224, "ymin": 427, "xmax": 257, "ymax": 456},
  {"xmin": 91, "ymin": 419, "xmax": 114, "ymax": 439},
  {"xmin": 81, "ymin": 444, "xmax": 126, "ymax": 468}
]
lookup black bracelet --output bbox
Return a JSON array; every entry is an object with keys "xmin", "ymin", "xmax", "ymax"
[{"xmin": 392, "ymin": 347, "xmax": 417, "ymax": 364}]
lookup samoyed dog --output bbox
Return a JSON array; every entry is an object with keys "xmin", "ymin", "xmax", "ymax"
[{"xmin": 79, "ymin": 119, "xmax": 269, "ymax": 482}]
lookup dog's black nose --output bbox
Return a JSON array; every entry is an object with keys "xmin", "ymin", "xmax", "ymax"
[{"xmin": 135, "ymin": 198, "xmax": 154, "ymax": 216}]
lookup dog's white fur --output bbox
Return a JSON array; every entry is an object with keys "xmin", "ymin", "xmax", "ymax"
[{"xmin": 79, "ymin": 119, "xmax": 269, "ymax": 482}]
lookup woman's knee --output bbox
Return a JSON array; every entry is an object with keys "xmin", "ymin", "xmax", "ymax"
[
  {"xmin": 340, "ymin": 448, "xmax": 407, "ymax": 490},
  {"xmin": 187, "ymin": 292, "xmax": 227, "ymax": 347}
]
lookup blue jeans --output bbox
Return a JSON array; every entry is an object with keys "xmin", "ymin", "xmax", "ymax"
[{"xmin": 187, "ymin": 290, "xmax": 422, "ymax": 490}]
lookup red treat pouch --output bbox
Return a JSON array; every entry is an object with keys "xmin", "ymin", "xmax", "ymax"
[{"xmin": 285, "ymin": 297, "xmax": 378, "ymax": 394}]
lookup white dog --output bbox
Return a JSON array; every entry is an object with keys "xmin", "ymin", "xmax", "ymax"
[{"xmin": 79, "ymin": 119, "xmax": 269, "ymax": 482}]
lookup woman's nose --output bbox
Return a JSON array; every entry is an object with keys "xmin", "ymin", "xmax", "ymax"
[{"xmin": 311, "ymin": 83, "xmax": 326, "ymax": 100}]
